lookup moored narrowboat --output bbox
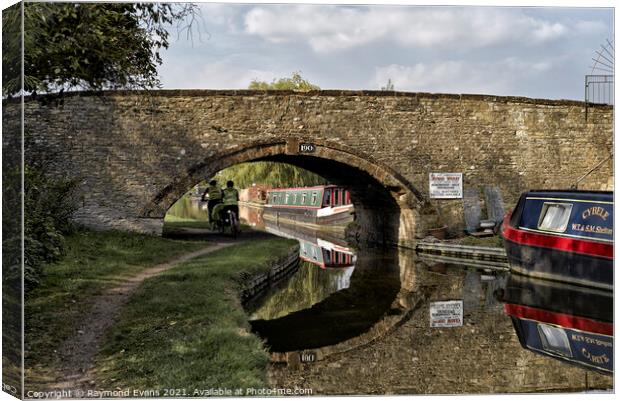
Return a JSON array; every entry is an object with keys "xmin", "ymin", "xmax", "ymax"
[
  {"xmin": 502, "ymin": 274, "xmax": 613, "ymax": 375},
  {"xmin": 501, "ymin": 190, "xmax": 613, "ymax": 290},
  {"xmin": 263, "ymin": 185, "xmax": 354, "ymax": 226}
]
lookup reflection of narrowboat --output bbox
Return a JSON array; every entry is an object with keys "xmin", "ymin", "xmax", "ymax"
[
  {"xmin": 501, "ymin": 190, "xmax": 613, "ymax": 290},
  {"xmin": 263, "ymin": 185, "xmax": 354, "ymax": 226},
  {"xmin": 299, "ymin": 239, "xmax": 356, "ymax": 269},
  {"xmin": 264, "ymin": 223, "xmax": 357, "ymax": 269},
  {"xmin": 502, "ymin": 274, "xmax": 613, "ymax": 375}
]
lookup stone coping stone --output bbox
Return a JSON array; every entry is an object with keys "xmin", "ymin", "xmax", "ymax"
[{"xmin": 8, "ymin": 89, "xmax": 613, "ymax": 108}]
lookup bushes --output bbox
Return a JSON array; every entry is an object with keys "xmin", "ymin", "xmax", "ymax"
[{"xmin": 23, "ymin": 166, "xmax": 79, "ymax": 291}]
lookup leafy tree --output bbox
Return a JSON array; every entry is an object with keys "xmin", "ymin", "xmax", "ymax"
[
  {"xmin": 248, "ymin": 71, "xmax": 320, "ymax": 91},
  {"xmin": 215, "ymin": 161, "xmax": 327, "ymax": 189},
  {"xmin": 2, "ymin": 2, "xmax": 199, "ymax": 96}
]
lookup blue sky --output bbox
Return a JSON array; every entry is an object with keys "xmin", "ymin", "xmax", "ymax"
[{"xmin": 157, "ymin": 2, "xmax": 614, "ymax": 100}]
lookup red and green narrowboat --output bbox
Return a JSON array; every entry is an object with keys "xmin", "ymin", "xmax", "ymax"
[
  {"xmin": 501, "ymin": 190, "xmax": 613, "ymax": 290},
  {"xmin": 264, "ymin": 185, "xmax": 354, "ymax": 226}
]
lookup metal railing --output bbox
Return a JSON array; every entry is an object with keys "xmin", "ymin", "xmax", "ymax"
[{"xmin": 585, "ymin": 75, "xmax": 614, "ymax": 121}]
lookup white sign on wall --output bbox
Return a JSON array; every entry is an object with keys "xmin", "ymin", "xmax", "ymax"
[
  {"xmin": 429, "ymin": 173, "xmax": 463, "ymax": 199},
  {"xmin": 430, "ymin": 300, "xmax": 463, "ymax": 328}
]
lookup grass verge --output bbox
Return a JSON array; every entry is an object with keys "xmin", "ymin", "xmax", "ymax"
[
  {"xmin": 163, "ymin": 217, "xmax": 253, "ymax": 236},
  {"xmin": 25, "ymin": 228, "xmax": 208, "ymax": 371},
  {"xmin": 454, "ymin": 235, "xmax": 503, "ymax": 248},
  {"xmin": 94, "ymin": 238, "xmax": 297, "ymax": 392}
]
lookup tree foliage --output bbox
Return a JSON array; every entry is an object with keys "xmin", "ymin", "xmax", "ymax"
[
  {"xmin": 248, "ymin": 71, "xmax": 320, "ymax": 91},
  {"xmin": 2, "ymin": 164, "xmax": 79, "ymax": 292},
  {"xmin": 2, "ymin": 2, "xmax": 199, "ymax": 96},
  {"xmin": 215, "ymin": 161, "xmax": 327, "ymax": 189},
  {"xmin": 381, "ymin": 78, "xmax": 395, "ymax": 91}
]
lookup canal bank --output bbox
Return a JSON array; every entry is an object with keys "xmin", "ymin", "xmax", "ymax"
[
  {"xmin": 23, "ymin": 227, "xmax": 298, "ymax": 393},
  {"xmin": 92, "ymin": 238, "xmax": 298, "ymax": 391},
  {"xmin": 24, "ymin": 228, "xmax": 209, "ymax": 390}
]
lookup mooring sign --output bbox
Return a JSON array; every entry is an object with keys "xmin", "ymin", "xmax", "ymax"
[{"xmin": 429, "ymin": 173, "xmax": 463, "ymax": 199}]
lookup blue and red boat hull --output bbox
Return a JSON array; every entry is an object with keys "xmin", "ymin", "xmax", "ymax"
[{"xmin": 501, "ymin": 190, "xmax": 613, "ymax": 290}]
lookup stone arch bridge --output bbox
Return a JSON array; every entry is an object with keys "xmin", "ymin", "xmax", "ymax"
[{"xmin": 4, "ymin": 90, "xmax": 613, "ymax": 248}]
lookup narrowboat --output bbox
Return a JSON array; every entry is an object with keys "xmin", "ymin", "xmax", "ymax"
[
  {"xmin": 501, "ymin": 190, "xmax": 613, "ymax": 290},
  {"xmin": 502, "ymin": 274, "xmax": 613, "ymax": 375},
  {"xmin": 263, "ymin": 185, "xmax": 354, "ymax": 226}
]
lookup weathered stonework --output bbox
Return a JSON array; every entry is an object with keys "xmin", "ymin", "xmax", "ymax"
[{"xmin": 4, "ymin": 90, "xmax": 613, "ymax": 247}]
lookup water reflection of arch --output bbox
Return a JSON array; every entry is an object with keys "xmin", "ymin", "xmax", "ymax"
[
  {"xmin": 250, "ymin": 247, "xmax": 428, "ymax": 358},
  {"xmin": 250, "ymin": 248, "xmax": 401, "ymax": 352}
]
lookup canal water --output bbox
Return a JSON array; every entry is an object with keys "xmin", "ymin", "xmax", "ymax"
[
  {"xmin": 167, "ymin": 199, "xmax": 613, "ymax": 393},
  {"xmin": 166, "ymin": 193, "xmax": 209, "ymax": 221}
]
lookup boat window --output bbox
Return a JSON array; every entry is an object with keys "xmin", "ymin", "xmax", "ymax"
[
  {"xmin": 537, "ymin": 324, "xmax": 572, "ymax": 357},
  {"xmin": 272, "ymin": 194, "xmax": 277, "ymax": 204},
  {"xmin": 293, "ymin": 193, "xmax": 298, "ymax": 204},
  {"xmin": 311, "ymin": 193, "xmax": 317, "ymax": 205},
  {"xmin": 537, "ymin": 202, "xmax": 573, "ymax": 232},
  {"xmin": 301, "ymin": 193, "xmax": 307, "ymax": 204},
  {"xmin": 285, "ymin": 193, "xmax": 290, "ymax": 204},
  {"xmin": 323, "ymin": 190, "xmax": 331, "ymax": 206}
]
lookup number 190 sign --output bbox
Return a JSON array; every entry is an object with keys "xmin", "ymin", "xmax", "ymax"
[{"xmin": 299, "ymin": 143, "xmax": 316, "ymax": 153}]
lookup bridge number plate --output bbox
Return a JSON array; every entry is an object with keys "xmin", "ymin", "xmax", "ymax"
[
  {"xmin": 300, "ymin": 352, "xmax": 316, "ymax": 363},
  {"xmin": 430, "ymin": 300, "xmax": 463, "ymax": 328},
  {"xmin": 299, "ymin": 143, "xmax": 316, "ymax": 153}
]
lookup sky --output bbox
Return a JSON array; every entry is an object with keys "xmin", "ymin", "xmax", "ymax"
[{"xmin": 157, "ymin": 1, "xmax": 615, "ymax": 100}]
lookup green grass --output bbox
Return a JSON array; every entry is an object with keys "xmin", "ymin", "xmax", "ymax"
[
  {"xmin": 164, "ymin": 214, "xmax": 204, "ymax": 223},
  {"xmin": 163, "ymin": 218, "xmax": 253, "ymax": 235},
  {"xmin": 456, "ymin": 235, "xmax": 504, "ymax": 248},
  {"xmin": 163, "ymin": 218, "xmax": 213, "ymax": 229},
  {"xmin": 25, "ymin": 228, "xmax": 208, "ymax": 370},
  {"xmin": 95, "ymin": 238, "xmax": 297, "ymax": 391}
]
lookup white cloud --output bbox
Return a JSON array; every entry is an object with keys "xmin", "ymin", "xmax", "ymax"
[
  {"xmin": 573, "ymin": 19, "xmax": 607, "ymax": 35},
  {"xmin": 161, "ymin": 59, "xmax": 280, "ymax": 89},
  {"xmin": 373, "ymin": 58, "xmax": 556, "ymax": 95},
  {"xmin": 243, "ymin": 6, "xmax": 595, "ymax": 53}
]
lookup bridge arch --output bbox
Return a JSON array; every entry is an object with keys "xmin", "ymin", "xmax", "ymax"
[{"xmin": 146, "ymin": 138, "xmax": 425, "ymax": 247}]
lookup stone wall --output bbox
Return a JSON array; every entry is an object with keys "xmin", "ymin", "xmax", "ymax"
[{"xmin": 4, "ymin": 90, "xmax": 613, "ymax": 245}]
